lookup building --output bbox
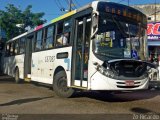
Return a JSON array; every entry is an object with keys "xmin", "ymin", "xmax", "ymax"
[
  {"xmin": 133, "ymin": 4, "xmax": 160, "ymax": 63},
  {"xmin": 132, "ymin": 4, "xmax": 160, "ymax": 22},
  {"xmin": 0, "ymin": 27, "xmax": 6, "ymax": 73}
]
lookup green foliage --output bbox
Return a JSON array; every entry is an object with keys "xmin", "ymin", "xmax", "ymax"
[{"xmin": 0, "ymin": 4, "xmax": 46, "ymax": 40}]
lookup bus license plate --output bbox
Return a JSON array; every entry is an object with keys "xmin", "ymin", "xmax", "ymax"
[{"xmin": 125, "ymin": 81, "xmax": 134, "ymax": 86}]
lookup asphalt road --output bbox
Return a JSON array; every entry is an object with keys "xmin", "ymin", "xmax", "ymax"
[{"xmin": 0, "ymin": 74, "xmax": 160, "ymax": 119}]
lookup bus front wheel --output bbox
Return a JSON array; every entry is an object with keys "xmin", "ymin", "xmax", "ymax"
[{"xmin": 53, "ymin": 71, "xmax": 74, "ymax": 98}]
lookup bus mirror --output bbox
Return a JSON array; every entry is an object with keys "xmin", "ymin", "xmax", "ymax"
[
  {"xmin": 91, "ymin": 27, "xmax": 98, "ymax": 39},
  {"xmin": 91, "ymin": 13, "xmax": 98, "ymax": 39},
  {"xmin": 92, "ymin": 13, "xmax": 98, "ymax": 28}
]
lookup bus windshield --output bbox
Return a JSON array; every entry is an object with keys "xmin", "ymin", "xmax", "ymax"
[{"xmin": 93, "ymin": 13, "xmax": 146, "ymax": 61}]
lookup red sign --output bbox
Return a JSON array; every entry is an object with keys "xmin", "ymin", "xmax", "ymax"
[
  {"xmin": 147, "ymin": 22, "xmax": 160, "ymax": 40},
  {"xmin": 125, "ymin": 81, "xmax": 134, "ymax": 86}
]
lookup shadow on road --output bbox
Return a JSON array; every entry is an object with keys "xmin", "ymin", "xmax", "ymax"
[
  {"xmin": 131, "ymin": 107, "xmax": 159, "ymax": 114},
  {"xmin": 72, "ymin": 89, "xmax": 160, "ymax": 102},
  {"xmin": 1, "ymin": 75, "xmax": 160, "ymax": 103},
  {"xmin": 0, "ymin": 96, "xmax": 54, "ymax": 106},
  {"xmin": 0, "ymin": 75, "xmax": 14, "ymax": 83}
]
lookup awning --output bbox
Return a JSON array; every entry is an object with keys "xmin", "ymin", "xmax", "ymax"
[{"xmin": 148, "ymin": 41, "xmax": 160, "ymax": 46}]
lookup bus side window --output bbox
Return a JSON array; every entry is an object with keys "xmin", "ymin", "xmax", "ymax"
[
  {"xmin": 14, "ymin": 40, "xmax": 19, "ymax": 55},
  {"xmin": 44, "ymin": 25, "xmax": 54, "ymax": 49},
  {"xmin": 63, "ymin": 19, "xmax": 71, "ymax": 45},
  {"xmin": 8, "ymin": 43, "xmax": 11, "ymax": 56},
  {"xmin": 56, "ymin": 21, "xmax": 64, "ymax": 46},
  {"xmin": 35, "ymin": 30, "xmax": 43, "ymax": 51},
  {"xmin": 19, "ymin": 38, "xmax": 25, "ymax": 54},
  {"xmin": 56, "ymin": 19, "xmax": 71, "ymax": 47},
  {"xmin": 10, "ymin": 42, "xmax": 14, "ymax": 56},
  {"xmin": 5, "ymin": 43, "xmax": 10, "ymax": 57}
]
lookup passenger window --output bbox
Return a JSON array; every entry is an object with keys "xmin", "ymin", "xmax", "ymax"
[
  {"xmin": 6, "ymin": 43, "xmax": 10, "ymax": 56},
  {"xmin": 14, "ymin": 40, "xmax": 19, "ymax": 55},
  {"xmin": 57, "ymin": 22, "xmax": 64, "ymax": 34},
  {"xmin": 35, "ymin": 30, "xmax": 43, "ymax": 51},
  {"xmin": 44, "ymin": 26, "xmax": 54, "ymax": 49},
  {"xmin": 56, "ymin": 19, "xmax": 71, "ymax": 47},
  {"xmin": 10, "ymin": 42, "xmax": 14, "ymax": 56},
  {"xmin": 19, "ymin": 38, "xmax": 25, "ymax": 54},
  {"xmin": 64, "ymin": 19, "xmax": 71, "ymax": 33}
]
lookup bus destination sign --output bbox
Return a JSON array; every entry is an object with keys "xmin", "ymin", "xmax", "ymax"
[{"xmin": 97, "ymin": 2, "xmax": 147, "ymax": 24}]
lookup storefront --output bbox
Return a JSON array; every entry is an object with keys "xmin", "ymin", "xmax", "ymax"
[{"xmin": 148, "ymin": 22, "xmax": 160, "ymax": 65}]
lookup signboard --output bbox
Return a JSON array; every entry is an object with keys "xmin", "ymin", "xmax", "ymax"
[
  {"xmin": 97, "ymin": 2, "xmax": 147, "ymax": 26},
  {"xmin": 147, "ymin": 22, "xmax": 160, "ymax": 40}
]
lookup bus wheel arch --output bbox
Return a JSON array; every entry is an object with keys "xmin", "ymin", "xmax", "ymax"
[{"xmin": 53, "ymin": 66, "xmax": 74, "ymax": 98}]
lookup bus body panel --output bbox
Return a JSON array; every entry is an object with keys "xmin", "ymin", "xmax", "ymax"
[
  {"xmin": 3, "ymin": 55, "xmax": 24, "ymax": 79},
  {"xmin": 2, "ymin": 1, "xmax": 150, "ymax": 93},
  {"xmin": 90, "ymin": 71, "xmax": 149, "ymax": 90},
  {"xmin": 31, "ymin": 47, "xmax": 72, "ymax": 85}
]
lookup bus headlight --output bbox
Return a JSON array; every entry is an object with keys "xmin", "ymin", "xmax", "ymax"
[{"xmin": 97, "ymin": 65, "xmax": 114, "ymax": 78}]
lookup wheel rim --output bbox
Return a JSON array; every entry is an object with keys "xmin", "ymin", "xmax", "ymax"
[{"xmin": 57, "ymin": 77, "xmax": 69, "ymax": 92}]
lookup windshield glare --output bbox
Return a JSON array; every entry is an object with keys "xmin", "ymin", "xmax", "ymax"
[{"xmin": 93, "ymin": 14, "xmax": 146, "ymax": 61}]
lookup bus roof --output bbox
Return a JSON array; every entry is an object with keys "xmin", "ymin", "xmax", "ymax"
[{"xmin": 7, "ymin": 1, "xmax": 146, "ymax": 42}]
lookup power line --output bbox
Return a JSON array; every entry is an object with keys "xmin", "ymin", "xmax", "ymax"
[
  {"xmin": 64, "ymin": 0, "xmax": 69, "ymax": 5},
  {"xmin": 56, "ymin": 0, "xmax": 64, "ymax": 9},
  {"xmin": 149, "ymin": 10, "xmax": 160, "ymax": 16},
  {"xmin": 68, "ymin": 0, "xmax": 72, "ymax": 12},
  {"xmin": 118, "ymin": 0, "xmax": 130, "ymax": 5},
  {"xmin": 74, "ymin": 0, "xmax": 81, "ymax": 7},
  {"xmin": 54, "ymin": 0, "xmax": 62, "ymax": 10},
  {"xmin": 72, "ymin": 0, "xmax": 77, "ymax": 9},
  {"xmin": 118, "ymin": 0, "xmax": 125, "ymax": 3}
]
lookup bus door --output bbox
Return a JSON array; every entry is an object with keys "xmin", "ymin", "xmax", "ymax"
[
  {"xmin": 72, "ymin": 16, "xmax": 91, "ymax": 88},
  {"xmin": 24, "ymin": 35, "xmax": 33, "ymax": 81}
]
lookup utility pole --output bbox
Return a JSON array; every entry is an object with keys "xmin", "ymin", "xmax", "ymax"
[
  {"xmin": 128, "ymin": 0, "xmax": 129, "ymax": 6},
  {"xmin": 68, "ymin": 0, "xmax": 72, "ymax": 12},
  {"xmin": 155, "ymin": 0, "xmax": 157, "ymax": 22}
]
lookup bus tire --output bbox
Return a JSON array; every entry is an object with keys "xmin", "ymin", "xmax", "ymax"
[
  {"xmin": 15, "ymin": 68, "xmax": 20, "ymax": 83},
  {"xmin": 53, "ymin": 71, "xmax": 74, "ymax": 98}
]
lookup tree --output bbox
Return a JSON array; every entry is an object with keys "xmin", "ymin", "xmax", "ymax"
[{"xmin": 0, "ymin": 4, "xmax": 46, "ymax": 40}]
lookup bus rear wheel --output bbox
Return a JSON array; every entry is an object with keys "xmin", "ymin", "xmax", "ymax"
[
  {"xmin": 53, "ymin": 71, "xmax": 74, "ymax": 98},
  {"xmin": 15, "ymin": 68, "xmax": 20, "ymax": 83}
]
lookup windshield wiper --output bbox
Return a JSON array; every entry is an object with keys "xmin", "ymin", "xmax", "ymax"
[
  {"xmin": 112, "ymin": 16, "xmax": 128, "ymax": 38},
  {"xmin": 96, "ymin": 49, "xmax": 124, "ymax": 59}
]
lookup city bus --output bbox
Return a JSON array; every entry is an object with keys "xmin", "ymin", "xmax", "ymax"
[{"xmin": 2, "ymin": 1, "xmax": 155, "ymax": 97}]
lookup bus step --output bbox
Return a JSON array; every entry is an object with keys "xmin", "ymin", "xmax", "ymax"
[
  {"xmin": 24, "ymin": 78, "xmax": 31, "ymax": 82},
  {"xmin": 70, "ymin": 86, "xmax": 87, "ymax": 90}
]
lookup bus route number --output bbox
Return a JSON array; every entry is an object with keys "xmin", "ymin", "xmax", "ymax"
[{"xmin": 45, "ymin": 56, "xmax": 55, "ymax": 62}]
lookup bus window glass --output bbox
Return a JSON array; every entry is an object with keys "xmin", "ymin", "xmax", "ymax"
[
  {"xmin": 64, "ymin": 19, "xmax": 71, "ymax": 33},
  {"xmin": 19, "ymin": 38, "xmax": 25, "ymax": 54},
  {"xmin": 57, "ymin": 22, "xmax": 63, "ymax": 34},
  {"xmin": 93, "ymin": 14, "xmax": 146, "ymax": 60},
  {"xmin": 45, "ymin": 26, "xmax": 54, "ymax": 49},
  {"xmin": 6, "ymin": 44, "xmax": 10, "ymax": 56},
  {"xmin": 35, "ymin": 30, "xmax": 43, "ymax": 51},
  {"xmin": 56, "ymin": 20, "xmax": 71, "ymax": 46},
  {"xmin": 14, "ymin": 40, "xmax": 19, "ymax": 55},
  {"xmin": 10, "ymin": 42, "xmax": 14, "ymax": 56}
]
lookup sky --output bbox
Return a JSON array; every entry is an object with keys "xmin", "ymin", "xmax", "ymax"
[{"xmin": 0, "ymin": 0, "xmax": 160, "ymax": 22}]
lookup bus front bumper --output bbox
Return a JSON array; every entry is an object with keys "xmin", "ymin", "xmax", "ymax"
[{"xmin": 90, "ymin": 72, "xmax": 149, "ymax": 91}]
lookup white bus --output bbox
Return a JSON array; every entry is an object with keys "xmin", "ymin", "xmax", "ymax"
[{"xmin": 2, "ymin": 1, "xmax": 155, "ymax": 97}]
